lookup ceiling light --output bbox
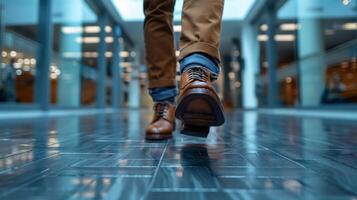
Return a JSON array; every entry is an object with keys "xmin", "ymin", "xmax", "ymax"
[
  {"xmin": 257, "ymin": 35, "xmax": 268, "ymax": 41},
  {"xmin": 106, "ymin": 37, "xmax": 114, "ymax": 43},
  {"xmin": 30, "ymin": 58, "xmax": 36, "ymax": 65},
  {"xmin": 83, "ymin": 26, "xmax": 99, "ymax": 33},
  {"xmin": 260, "ymin": 24, "xmax": 268, "ymax": 31},
  {"xmin": 275, "ymin": 34, "xmax": 295, "ymax": 41},
  {"xmin": 83, "ymin": 52, "xmax": 98, "ymax": 58},
  {"xmin": 342, "ymin": 22, "xmax": 357, "ymax": 30},
  {"xmin": 24, "ymin": 58, "xmax": 30, "ymax": 65},
  {"xmin": 50, "ymin": 65, "xmax": 57, "ymax": 71},
  {"xmin": 280, "ymin": 23, "xmax": 299, "ymax": 31},
  {"xmin": 105, "ymin": 52, "xmax": 113, "ymax": 57},
  {"xmin": 228, "ymin": 72, "xmax": 235, "ymax": 80},
  {"xmin": 10, "ymin": 51, "xmax": 17, "ymax": 57},
  {"xmin": 76, "ymin": 37, "xmax": 99, "ymax": 43},
  {"xmin": 55, "ymin": 69, "xmax": 61, "ymax": 76},
  {"xmin": 84, "ymin": 26, "xmax": 112, "ymax": 33},
  {"xmin": 62, "ymin": 26, "xmax": 83, "ymax": 34},
  {"xmin": 76, "ymin": 37, "xmax": 114, "ymax": 44},
  {"xmin": 105, "ymin": 26, "xmax": 112, "ymax": 32},
  {"xmin": 120, "ymin": 51, "xmax": 129, "ymax": 57},
  {"xmin": 63, "ymin": 52, "xmax": 82, "ymax": 58},
  {"xmin": 62, "ymin": 26, "xmax": 112, "ymax": 34},
  {"xmin": 342, "ymin": 0, "xmax": 351, "ymax": 6},
  {"xmin": 174, "ymin": 25, "xmax": 182, "ymax": 32},
  {"xmin": 50, "ymin": 73, "xmax": 58, "ymax": 79},
  {"xmin": 64, "ymin": 51, "xmax": 130, "ymax": 58},
  {"xmin": 257, "ymin": 34, "xmax": 295, "ymax": 42}
]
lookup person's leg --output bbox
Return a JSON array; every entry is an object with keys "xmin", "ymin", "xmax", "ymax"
[
  {"xmin": 175, "ymin": 0, "xmax": 225, "ymax": 137},
  {"xmin": 144, "ymin": 0, "xmax": 177, "ymax": 140},
  {"xmin": 144, "ymin": 0, "xmax": 177, "ymax": 103},
  {"xmin": 178, "ymin": 0, "xmax": 224, "ymax": 76}
]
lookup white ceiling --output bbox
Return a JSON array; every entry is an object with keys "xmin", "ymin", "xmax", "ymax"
[
  {"xmin": 4, "ymin": 0, "xmax": 97, "ymax": 25},
  {"xmin": 114, "ymin": 0, "xmax": 255, "ymax": 62},
  {"xmin": 111, "ymin": 0, "xmax": 256, "ymax": 21},
  {"xmin": 121, "ymin": 20, "xmax": 243, "ymax": 63},
  {"xmin": 279, "ymin": 0, "xmax": 357, "ymax": 19}
]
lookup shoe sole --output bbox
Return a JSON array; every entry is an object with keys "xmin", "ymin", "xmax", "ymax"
[
  {"xmin": 145, "ymin": 134, "xmax": 172, "ymax": 140},
  {"xmin": 175, "ymin": 88, "xmax": 225, "ymax": 137},
  {"xmin": 180, "ymin": 123, "xmax": 210, "ymax": 138}
]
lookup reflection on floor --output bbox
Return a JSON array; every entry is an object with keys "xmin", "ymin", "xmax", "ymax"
[{"xmin": 0, "ymin": 110, "xmax": 357, "ymax": 200}]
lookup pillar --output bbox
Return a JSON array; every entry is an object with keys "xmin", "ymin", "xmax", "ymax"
[
  {"xmin": 298, "ymin": 0, "xmax": 325, "ymax": 106},
  {"xmin": 57, "ymin": 1, "xmax": 83, "ymax": 107},
  {"xmin": 0, "ymin": 0, "xmax": 4, "ymax": 70},
  {"xmin": 111, "ymin": 24, "xmax": 122, "ymax": 109},
  {"xmin": 241, "ymin": 22, "xmax": 259, "ymax": 109},
  {"xmin": 266, "ymin": 3, "xmax": 278, "ymax": 107},
  {"xmin": 128, "ymin": 63, "xmax": 140, "ymax": 108},
  {"xmin": 96, "ymin": 12, "xmax": 108, "ymax": 108},
  {"xmin": 35, "ymin": 0, "xmax": 53, "ymax": 110}
]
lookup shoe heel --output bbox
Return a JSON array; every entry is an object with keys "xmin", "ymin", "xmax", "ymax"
[
  {"xmin": 175, "ymin": 88, "xmax": 225, "ymax": 127},
  {"xmin": 180, "ymin": 124, "xmax": 210, "ymax": 138}
]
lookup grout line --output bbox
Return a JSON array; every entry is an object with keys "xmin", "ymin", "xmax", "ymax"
[
  {"xmin": 0, "ymin": 157, "xmax": 79, "ymax": 198},
  {"xmin": 267, "ymin": 149, "xmax": 307, "ymax": 169},
  {"xmin": 259, "ymin": 109, "xmax": 357, "ymax": 120},
  {"xmin": 141, "ymin": 141, "xmax": 169, "ymax": 200},
  {"xmin": 0, "ymin": 109, "xmax": 115, "ymax": 120}
]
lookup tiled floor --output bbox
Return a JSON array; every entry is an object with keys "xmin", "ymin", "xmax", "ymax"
[{"xmin": 0, "ymin": 110, "xmax": 357, "ymax": 200}]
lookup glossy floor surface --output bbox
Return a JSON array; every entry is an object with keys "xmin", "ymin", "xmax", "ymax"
[{"xmin": 0, "ymin": 110, "xmax": 357, "ymax": 200}]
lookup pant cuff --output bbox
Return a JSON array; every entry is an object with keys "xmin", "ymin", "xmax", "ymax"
[
  {"xmin": 148, "ymin": 79, "xmax": 176, "ymax": 89},
  {"xmin": 178, "ymin": 42, "xmax": 221, "ymax": 64},
  {"xmin": 149, "ymin": 87, "xmax": 178, "ymax": 102}
]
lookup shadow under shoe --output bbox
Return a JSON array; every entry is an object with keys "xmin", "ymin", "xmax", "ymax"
[
  {"xmin": 146, "ymin": 102, "xmax": 175, "ymax": 140},
  {"xmin": 180, "ymin": 144, "xmax": 210, "ymax": 166},
  {"xmin": 176, "ymin": 67, "xmax": 225, "ymax": 137}
]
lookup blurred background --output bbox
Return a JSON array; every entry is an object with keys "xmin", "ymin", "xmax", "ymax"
[{"xmin": 0, "ymin": 0, "xmax": 356, "ymax": 110}]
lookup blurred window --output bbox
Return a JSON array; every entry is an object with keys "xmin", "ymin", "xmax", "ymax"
[
  {"xmin": 256, "ymin": 0, "xmax": 357, "ymax": 107},
  {"xmin": 0, "ymin": 0, "xmax": 39, "ymax": 104}
]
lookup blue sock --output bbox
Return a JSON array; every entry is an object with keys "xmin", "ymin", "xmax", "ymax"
[
  {"xmin": 161, "ymin": 96, "xmax": 175, "ymax": 104},
  {"xmin": 149, "ymin": 86, "xmax": 177, "ymax": 104},
  {"xmin": 179, "ymin": 53, "xmax": 220, "ymax": 80}
]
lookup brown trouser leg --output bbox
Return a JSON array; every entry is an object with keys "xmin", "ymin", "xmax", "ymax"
[
  {"xmin": 144, "ymin": 0, "xmax": 177, "ymax": 89},
  {"xmin": 144, "ymin": 0, "xmax": 224, "ymax": 89},
  {"xmin": 179, "ymin": 0, "xmax": 224, "ymax": 62}
]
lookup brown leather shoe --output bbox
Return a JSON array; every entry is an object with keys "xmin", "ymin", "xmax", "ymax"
[
  {"xmin": 175, "ymin": 67, "xmax": 225, "ymax": 137},
  {"xmin": 146, "ymin": 102, "xmax": 175, "ymax": 140}
]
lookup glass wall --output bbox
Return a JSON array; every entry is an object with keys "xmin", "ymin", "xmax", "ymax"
[
  {"xmin": 256, "ymin": 0, "xmax": 357, "ymax": 107},
  {"xmin": 0, "ymin": 0, "xmax": 130, "ymax": 109},
  {"xmin": 0, "ymin": 0, "xmax": 39, "ymax": 104},
  {"xmin": 51, "ymin": 0, "xmax": 98, "ymax": 107}
]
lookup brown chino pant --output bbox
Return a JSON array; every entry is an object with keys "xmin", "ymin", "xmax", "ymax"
[{"xmin": 144, "ymin": 0, "xmax": 224, "ymax": 89}]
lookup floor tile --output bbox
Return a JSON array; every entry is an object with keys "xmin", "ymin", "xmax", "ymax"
[{"xmin": 0, "ymin": 110, "xmax": 356, "ymax": 200}]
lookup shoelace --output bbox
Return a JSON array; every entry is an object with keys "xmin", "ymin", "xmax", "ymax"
[
  {"xmin": 187, "ymin": 67, "xmax": 209, "ymax": 82},
  {"xmin": 154, "ymin": 102, "xmax": 168, "ymax": 118}
]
